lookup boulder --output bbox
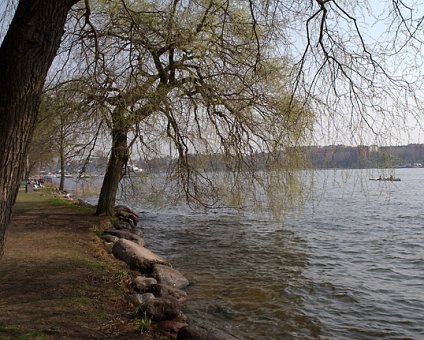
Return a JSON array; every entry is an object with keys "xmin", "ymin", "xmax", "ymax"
[
  {"xmin": 100, "ymin": 234, "xmax": 119, "ymax": 243},
  {"xmin": 104, "ymin": 242, "xmax": 114, "ymax": 253},
  {"xmin": 151, "ymin": 320, "xmax": 188, "ymax": 339},
  {"xmin": 133, "ymin": 276, "xmax": 157, "ymax": 292},
  {"xmin": 156, "ymin": 284, "xmax": 188, "ymax": 305},
  {"xmin": 114, "ymin": 205, "xmax": 139, "ymax": 223},
  {"xmin": 112, "ymin": 239, "xmax": 169, "ymax": 271},
  {"xmin": 177, "ymin": 323, "xmax": 239, "ymax": 340},
  {"xmin": 142, "ymin": 284, "xmax": 188, "ymax": 304},
  {"xmin": 103, "ymin": 228, "xmax": 145, "ymax": 246},
  {"xmin": 130, "ymin": 228, "xmax": 144, "ymax": 238},
  {"xmin": 138, "ymin": 297, "xmax": 182, "ymax": 321},
  {"xmin": 128, "ymin": 292, "xmax": 155, "ymax": 306},
  {"xmin": 113, "ymin": 220, "xmax": 134, "ymax": 230},
  {"xmin": 152, "ymin": 264, "xmax": 189, "ymax": 289}
]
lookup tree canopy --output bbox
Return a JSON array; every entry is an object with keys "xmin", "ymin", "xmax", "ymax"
[{"xmin": 2, "ymin": 0, "xmax": 424, "ymax": 255}]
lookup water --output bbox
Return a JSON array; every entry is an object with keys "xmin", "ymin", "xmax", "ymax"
[{"xmin": 72, "ymin": 169, "xmax": 424, "ymax": 339}]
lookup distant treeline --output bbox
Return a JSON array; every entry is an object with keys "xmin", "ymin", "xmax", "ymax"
[
  {"xmin": 136, "ymin": 144, "xmax": 424, "ymax": 172},
  {"xmin": 304, "ymin": 144, "xmax": 424, "ymax": 169}
]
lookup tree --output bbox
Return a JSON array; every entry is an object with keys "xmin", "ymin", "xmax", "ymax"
[
  {"xmin": 31, "ymin": 89, "xmax": 101, "ymax": 191},
  {"xmin": 61, "ymin": 0, "xmax": 314, "ymax": 216},
  {"xmin": 0, "ymin": 0, "xmax": 79, "ymax": 257},
  {"xmin": 1, "ymin": 0, "xmax": 424, "ymax": 256}
]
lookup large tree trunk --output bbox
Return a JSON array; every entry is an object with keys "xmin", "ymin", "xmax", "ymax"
[
  {"xmin": 0, "ymin": 0, "xmax": 77, "ymax": 257},
  {"xmin": 96, "ymin": 127, "xmax": 129, "ymax": 216}
]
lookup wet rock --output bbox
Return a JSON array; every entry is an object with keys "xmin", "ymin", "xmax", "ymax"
[
  {"xmin": 101, "ymin": 234, "xmax": 119, "ymax": 243},
  {"xmin": 144, "ymin": 284, "xmax": 188, "ymax": 304},
  {"xmin": 112, "ymin": 239, "xmax": 169, "ymax": 271},
  {"xmin": 113, "ymin": 220, "xmax": 134, "ymax": 230},
  {"xmin": 128, "ymin": 292, "xmax": 155, "ymax": 306},
  {"xmin": 103, "ymin": 228, "xmax": 144, "ymax": 246},
  {"xmin": 177, "ymin": 323, "xmax": 239, "ymax": 340},
  {"xmin": 114, "ymin": 205, "xmax": 139, "ymax": 224},
  {"xmin": 133, "ymin": 276, "xmax": 157, "ymax": 292},
  {"xmin": 139, "ymin": 297, "xmax": 182, "ymax": 321},
  {"xmin": 151, "ymin": 320, "xmax": 188, "ymax": 339},
  {"xmin": 158, "ymin": 284, "xmax": 188, "ymax": 304},
  {"xmin": 130, "ymin": 228, "xmax": 144, "ymax": 238},
  {"xmin": 152, "ymin": 264, "xmax": 189, "ymax": 289}
]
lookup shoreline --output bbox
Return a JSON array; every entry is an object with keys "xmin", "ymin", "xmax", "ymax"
[{"xmin": 1, "ymin": 188, "xmax": 239, "ymax": 339}]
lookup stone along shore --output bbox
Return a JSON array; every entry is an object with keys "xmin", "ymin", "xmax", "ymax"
[{"xmin": 101, "ymin": 205, "xmax": 239, "ymax": 339}]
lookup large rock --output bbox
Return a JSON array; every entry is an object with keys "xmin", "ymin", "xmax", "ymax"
[
  {"xmin": 151, "ymin": 320, "xmax": 188, "ymax": 339},
  {"xmin": 112, "ymin": 239, "xmax": 169, "ymax": 271},
  {"xmin": 143, "ymin": 284, "xmax": 188, "ymax": 304},
  {"xmin": 156, "ymin": 284, "xmax": 188, "ymax": 305},
  {"xmin": 152, "ymin": 264, "xmax": 189, "ymax": 289},
  {"xmin": 138, "ymin": 297, "xmax": 182, "ymax": 321},
  {"xmin": 114, "ymin": 205, "xmax": 139, "ymax": 224},
  {"xmin": 100, "ymin": 234, "xmax": 119, "ymax": 243},
  {"xmin": 103, "ymin": 228, "xmax": 145, "ymax": 246},
  {"xmin": 113, "ymin": 219, "xmax": 134, "ymax": 230},
  {"xmin": 133, "ymin": 276, "xmax": 157, "ymax": 292},
  {"xmin": 177, "ymin": 323, "xmax": 239, "ymax": 340},
  {"xmin": 128, "ymin": 292, "xmax": 155, "ymax": 306}
]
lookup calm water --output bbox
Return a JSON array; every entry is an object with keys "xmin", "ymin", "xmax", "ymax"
[{"xmin": 72, "ymin": 169, "xmax": 424, "ymax": 339}]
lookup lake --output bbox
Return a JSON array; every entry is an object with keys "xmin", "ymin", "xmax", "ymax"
[{"xmin": 70, "ymin": 168, "xmax": 424, "ymax": 339}]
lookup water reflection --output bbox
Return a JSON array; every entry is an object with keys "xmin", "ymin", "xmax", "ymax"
[
  {"xmin": 139, "ymin": 210, "xmax": 321, "ymax": 339},
  {"xmin": 65, "ymin": 169, "xmax": 424, "ymax": 339}
]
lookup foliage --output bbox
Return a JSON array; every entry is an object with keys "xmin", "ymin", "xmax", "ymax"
[
  {"xmin": 133, "ymin": 311, "xmax": 152, "ymax": 334},
  {"xmin": 52, "ymin": 0, "xmax": 316, "ymax": 216}
]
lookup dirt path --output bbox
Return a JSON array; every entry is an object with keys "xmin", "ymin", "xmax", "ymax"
[{"xmin": 0, "ymin": 191, "xmax": 140, "ymax": 339}]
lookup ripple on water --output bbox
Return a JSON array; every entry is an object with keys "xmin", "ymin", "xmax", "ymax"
[{"xmin": 127, "ymin": 169, "xmax": 424, "ymax": 339}]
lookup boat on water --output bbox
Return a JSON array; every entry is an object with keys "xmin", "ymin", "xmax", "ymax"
[{"xmin": 369, "ymin": 177, "xmax": 401, "ymax": 182}]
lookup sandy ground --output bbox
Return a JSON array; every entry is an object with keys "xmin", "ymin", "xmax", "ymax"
[{"xmin": 0, "ymin": 190, "xmax": 140, "ymax": 339}]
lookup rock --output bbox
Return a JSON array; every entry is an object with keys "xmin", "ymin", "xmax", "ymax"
[
  {"xmin": 151, "ymin": 320, "xmax": 188, "ymax": 339},
  {"xmin": 101, "ymin": 234, "xmax": 119, "ymax": 243},
  {"xmin": 151, "ymin": 264, "xmax": 189, "ymax": 289},
  {"xmin": 76, "ymin": 198, "xmax": 92, "ymax": 207},
  {"xmin": 128, "ymin": 292, "xmax": 155, "ymax": 306},
  {"xmin": 139, "ymin": 297, "xmax": 182, "ymax": 321},
  {"xmin": 114, "ymin": 205, "xmax": 139, "ymax": 223},
  {"xmin": 118, "ymin": 216, "xmax": 137, "ymax": 228},
  {"xmin": 104, "ymin": 242, "xmax": 114, "ymax": 253},
  {"xmin": 133, "ymin": 276, "xmax": 157, "ymax": 292},
  {"xmin": 130, "ymin": 228, "xmax": 144, "ymax": 238},
  {"xmin": 177, "ymin": 323, "xmax": 239, "ymax": 340},
  {"xmin": 103, "ymin": 228, "xmax": 145, "ymax": 246},
  {"xmin": 142, "ymin": 284, "xmax": 188, "ymax": 304},
  {"xmin": 113, "ymin": 220, "xmax": 134, "ymax": 230},
  {"xmin": 156, "ymin": 284, "xmax": 188, "ymax": 304},
  {"xmin": 112, "ymin": 239, "xmax": 169, "ymax": 271}
]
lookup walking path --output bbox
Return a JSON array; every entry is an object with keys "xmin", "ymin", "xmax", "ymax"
[{"xmin": 0, "ymin": 191, "xmax": 139, "ymax": 339}]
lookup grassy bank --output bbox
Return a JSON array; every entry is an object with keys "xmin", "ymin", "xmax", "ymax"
[{"xmin": 0, "ymin": 190, "xmax": 139, "ymax": 339}]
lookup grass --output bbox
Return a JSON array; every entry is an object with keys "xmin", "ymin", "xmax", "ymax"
[
  {"xmin": 0, "ymin": 190, "xmax": 139, "ymax": 338},
  {"xmin": 134, "ymin": 311, "xmax": 152, "ymax": 333},
  {"xmin": 0, "ymin": 324, "xmax": 46, "ymax": 340}
]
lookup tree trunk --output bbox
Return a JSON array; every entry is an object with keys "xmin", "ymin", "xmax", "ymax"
[
  {"xmin": 59, "ymin": 123, "xmax": 65, "ymax": 191},
  {"xmin": 96, "ymin": 127, "xmax": 129, "ymax": 216},
  {"xmin": 0, "ymin": 0, "xmax": 77, "ymax": 257}
]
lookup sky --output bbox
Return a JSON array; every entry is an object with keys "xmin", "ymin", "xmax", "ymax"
[{"xmin": 2, "ymin": 1, "xmax": 424, "ymax": 147}]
